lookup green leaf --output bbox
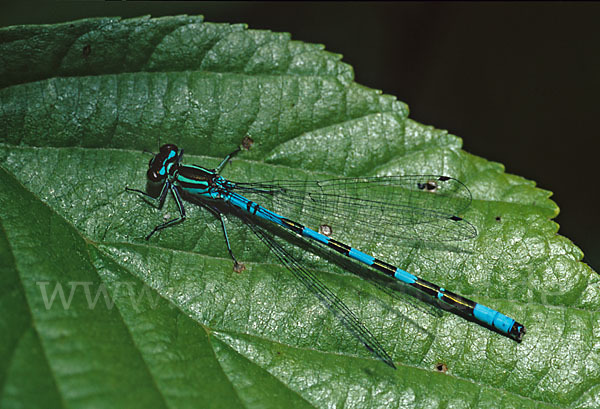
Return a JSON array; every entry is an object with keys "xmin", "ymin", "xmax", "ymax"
[{"xmin": 0, "ymin": 15, "xmax": 596, "ymax": 409}]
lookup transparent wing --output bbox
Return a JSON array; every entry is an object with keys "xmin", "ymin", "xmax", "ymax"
[
  {"xmin": 238, "ymin": 211, "xmax": 396, "ymax": 368},
  {"xmin": 231, "ymin": 175, "xmax": 477, "ymax": 244}
]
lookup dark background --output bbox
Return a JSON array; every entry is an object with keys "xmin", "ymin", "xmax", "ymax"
[{"xmin": 3, "ymin": 2, "xmax": 599, "ymax": 271}]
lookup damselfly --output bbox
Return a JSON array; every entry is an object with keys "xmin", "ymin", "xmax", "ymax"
[{"xmin": 126, "ymin": 139, "xmax": 526, "ymax": 368}]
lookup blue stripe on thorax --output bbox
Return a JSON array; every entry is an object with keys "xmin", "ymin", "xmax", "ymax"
[
  {"xmin": 177, "ymin": 175, "xmax": 208, "ymax": 185},
  {"xmin": 183, "ymin": 187, "xmax": 210, "ymax": 195}
]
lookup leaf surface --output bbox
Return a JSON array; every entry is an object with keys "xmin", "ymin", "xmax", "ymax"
[{"xmin": 0, "ymin": 16, "xmax": 597, "ymax": 409}]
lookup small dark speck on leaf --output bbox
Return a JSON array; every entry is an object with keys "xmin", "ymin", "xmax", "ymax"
[
  {"xmin": 233, "ymin": 262, "xmax": 246, "ymax": 273},
  {"xmin": 82, "ymin": 44, "xmax": 91, "ymax": 58},
  {"xmin": 435, "ymin": 362, "xmax": 448, "ymax": 373},
  {"xmin": 242, "ymin": 135, "xmax": 254, "ymax": 150},
  {"xmin": 363, "ymin": 367, "xmax": 375, "ymax": 376},
  {"xmin": 495, "ymin": 216, "xmax": 502, "ymax": 222}
]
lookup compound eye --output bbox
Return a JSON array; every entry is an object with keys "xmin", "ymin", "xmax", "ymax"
[
  {"xmin": 159, "ymin": 144, "xmax": 178, "ymax": 154},
  {"xmin": 147, "ymin": 168, "xmax": 163, "ymax": 182}
]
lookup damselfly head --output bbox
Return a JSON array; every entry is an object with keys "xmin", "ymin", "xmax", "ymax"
[
  {"xmin": 146, "ymin": 144, "xmax": 179, "ymax": 183},
  {"xmin": 159, "ymin": 144, "xmax": 178, "ymax": 155}
]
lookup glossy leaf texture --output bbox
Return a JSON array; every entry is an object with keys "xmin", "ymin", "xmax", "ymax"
[{"xmin": 0, "ymin": 15, "xmax": 598, "ymax": 409}]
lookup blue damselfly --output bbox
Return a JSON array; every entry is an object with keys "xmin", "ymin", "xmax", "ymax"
[{"xmin": 126, "ymin": 139, "xmax": 525, "ymax": 368}]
